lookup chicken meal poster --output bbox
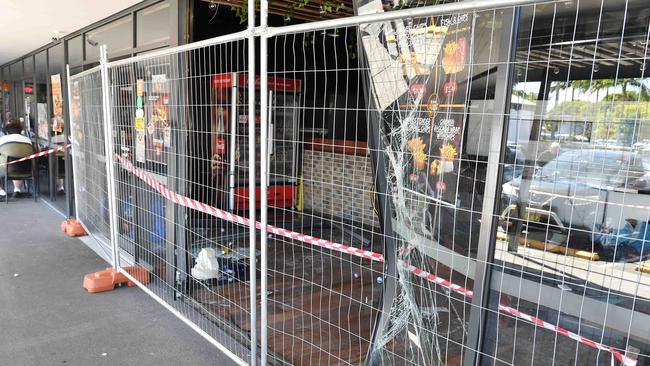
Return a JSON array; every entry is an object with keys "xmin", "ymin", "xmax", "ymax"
[{"xmin": 360, "ymin": 11, "xmax": 472, "ymax": 208}]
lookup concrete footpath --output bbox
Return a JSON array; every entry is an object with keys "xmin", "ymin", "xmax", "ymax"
[{"xmin": 0, "ymin": 200, "xmax": 236, "ymax": 366}]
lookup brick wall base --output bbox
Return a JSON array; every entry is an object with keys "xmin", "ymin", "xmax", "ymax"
[{"xmin": 302, "ymin": 149, "xmax": 379, "ymax": 228}]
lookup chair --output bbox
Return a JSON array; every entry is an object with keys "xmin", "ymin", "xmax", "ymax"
[{"xmin": 0, "ymin": 141, "xmax": 37, "ymax": 204}]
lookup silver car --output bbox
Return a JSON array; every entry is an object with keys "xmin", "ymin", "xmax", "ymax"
[{"xmin": 500, "ymin": 148, "xmax": 650, "ymax": 255}]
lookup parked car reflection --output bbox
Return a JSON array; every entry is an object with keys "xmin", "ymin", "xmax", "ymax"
[
  {"xmin": 501, "ymin": 148, "xmax": 650, "ymax": 261},
  {"xmin": 502, "ymin": 145, "xmax": 525, "ymax": 183}
]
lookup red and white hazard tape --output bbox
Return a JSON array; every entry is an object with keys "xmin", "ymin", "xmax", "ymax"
[
  {"xmin": 115, "ymin": 153, "xmax": 636, "ymax": 366},
  {"xmin": 114, "ymin": 154, "xmax": 385, "ymax": 263},
  {"xmin": 495, "ymin": 303, "xmax": 634, "ymax": 365},
  {"xmin": 400, "ymin": 262, "xmax": 635, "ymax": 365},
  {"xmin": 0, "ymin": 144, "xmax": 70, "ymax": 167}
]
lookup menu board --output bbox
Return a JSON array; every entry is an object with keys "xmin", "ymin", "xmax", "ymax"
[{"xmin": 50, "ymin": 74, "xmax": 64, "ymax": 136}]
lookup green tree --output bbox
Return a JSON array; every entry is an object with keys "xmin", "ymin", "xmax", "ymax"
[
  {"xmin": 570, "ymin": 78, "xmax": 650, "ymax": 102},
  {"xmin": 544, "ymin": 97, "xmax": 650, "ymax": 142}
]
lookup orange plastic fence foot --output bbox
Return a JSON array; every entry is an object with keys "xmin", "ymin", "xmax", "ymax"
[
  {"xmin": 60, "ymin": 219, "xmax": 71, "ymax": 233},
  {"xmin": 123, "ymin": 266, "xmax": 151, "ymax": 286},
  {"xmin": 83, "ymin": 268, "xmax": 117, "ymax": 293},
  {"xmin": 61, "ymin": 219, "xmax": 88, "ymax": 237},
  {"xmin": 83, "ymin": 266, "xmax": 150, "ymax": 293}
]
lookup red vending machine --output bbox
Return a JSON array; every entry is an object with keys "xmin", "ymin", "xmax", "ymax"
[{"xmin": 212, "ymin": 73, "xmax": 301, "ymax": 211}]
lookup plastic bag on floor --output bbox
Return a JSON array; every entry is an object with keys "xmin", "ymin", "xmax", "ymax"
[{"xmin": 191, "ymin": 248, "xmax": 220, "ymax": 280}]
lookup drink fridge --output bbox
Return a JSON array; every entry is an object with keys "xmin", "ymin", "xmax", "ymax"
[{"xmin": 211, "ymin": 73, "xmax": 302, "ymax": 211}]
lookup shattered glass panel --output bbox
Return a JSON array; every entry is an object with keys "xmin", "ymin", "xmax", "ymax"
[{"xmin": 360, "ymin": 7, "xmax": 506, "ymax": 365}]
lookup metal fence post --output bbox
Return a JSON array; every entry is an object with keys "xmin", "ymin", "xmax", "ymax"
[
  {"xmin": 260, "ymin": 0, "xmax": 269, "ymax": 362},
  {"xmin": 62, "ymin": 62, "xmax": 75, "ymax": 216},
  {"xmin": 356, "ymin": 27, "xmax": 400, "ymax": 366},
  {"xmin": 247, "ymin": 0, "xmax": 258, "ymax": 362},
  {"xmin": 65, "ymin": 64, "xmax": 81, "ymax": 221},
  {"xmin": 99, "ymin": 45, "xmax": 121, "ymax": 269},
  {"xmin": 463, "ymin": 7, "xmax": 519, "ymax": 366}
]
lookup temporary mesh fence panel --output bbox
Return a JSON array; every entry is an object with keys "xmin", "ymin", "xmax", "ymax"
[
  {"xmin": 261, "ymin": 27, "xmax": 381, "ymax": 366},
  {"xmin": 69, "ymin": 67, "xmax": 113, "ymax": 260},
  {"xmin": 265, "ymin": 7, "xmax": 507, "ymax": 365},
  {"xmin": 66, "ymin": 0, "xmax": 650, "ymax": 365},
  {"xmin": 106, "ymin": 36, "xmax": 253, "ymax": 365},
  {"xmin": 265, "ymin": 0, "xmax": 649, "ymax": 364},
  {"xmin": 488, "ymin": 1, "xmax": 650, "ymax": 365}
]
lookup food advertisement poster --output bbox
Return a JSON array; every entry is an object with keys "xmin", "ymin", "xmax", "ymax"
[
  {"xmin": 145, "ymin": 74, "xmax": 170, "ymax": 165},
  {"xmin": 361, "ymin": 12, "xmax": 472, "ymax": 207},
  {"xmin": 423, "ymin": 14, "xmax": 470, "ymax": 205},
  {"xmin": 135, "ymin": 79, "xmax": 146, "ymax": 163},
  {"xmin": 210, "ymin": 81, "xmax": 229, "ymax": 162},
  {"xmin": 50, "ymin": 74, "xmax": 64, "ymax": 135}
]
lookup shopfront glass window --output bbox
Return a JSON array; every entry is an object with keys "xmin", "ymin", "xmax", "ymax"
[
  {"xmin": 48, "ymin": 43, "xmax": 64, "ymax": 76},
  {"xmin": 23, "ymin": 57, "xmax": 34, "ymax": 130},
  {"xmin": 35, "ymin": 51, "xmax": 48, "ymax": 142},
  {"xmin": 9, "ymin": 62, "xmax": 23, "ymax": 117},
  {"xmin": 356, "ymin": 2, "xmax": 514, "ymax": 362},
  {"xmin": 136, "ymin": 2, "xmax": 171, "ymax": 47},
  {"xmin": 85, "ymin": 16, "xmax": 134, "ymax": 61},
  {"xmin": 10, "ymin": 61, "xmax": 22, "ymax": 81},
  {"xmin": 23, "ymin": 80, "xmax": 34, "ymax": 133},
  {"xmin": 35, "ymin": 51, "xmax": 47, "ymax": 83},
  {"xmin": 48, "ymin": 43, "xmax": 65, "ymax": 144},
  {"xmin": 1, "ymin": 67, "xmax": 9, "ymax": 123},
  {"xmin": 67, "ymin": 35, "xmax": 83, "ymax": 67},
  {"xmin": 485, "ymin": 0, "xmax": 650, "ymax": 364},
  {"xmin": 24, "ymin": 57, "xmax": 33, "ymax": 77}
]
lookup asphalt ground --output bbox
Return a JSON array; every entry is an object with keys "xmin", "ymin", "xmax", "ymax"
[{"xmin": 0, "ymin": 199, "xmax": 237, "ymax": 366}]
